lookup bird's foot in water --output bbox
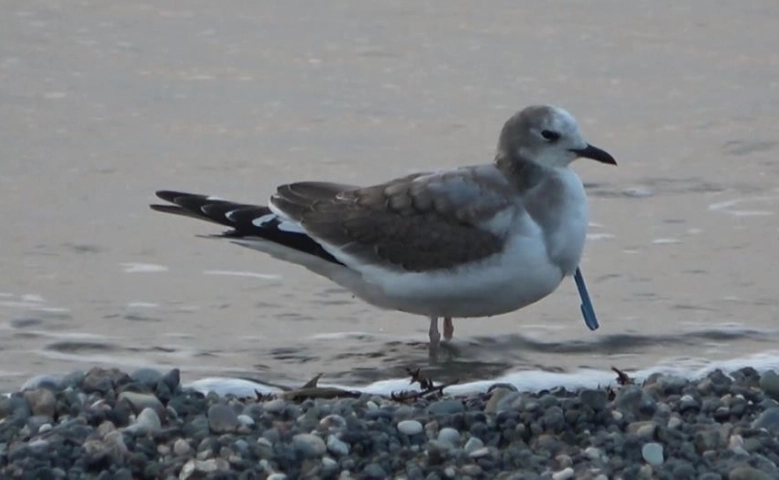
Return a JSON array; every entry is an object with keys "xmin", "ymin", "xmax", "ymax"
[{"xmin": 443, "ymin": 317, "xmax": 454, "ymax": 341}]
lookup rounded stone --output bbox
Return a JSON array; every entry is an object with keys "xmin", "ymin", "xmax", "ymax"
[
  {"xmin": 174, "ymin": 438, "xmax": 192, "ymax": 456},
  {"xmin": 614, "ymin": 385, "xmax": 642, "ymax": 409},
  {"xmin": 129, "ymin": 368, "xmax": 162, "ymax": 388},
  {"xmin": 261, "ymin": 428, "xmax": 281, "ymax": 444},
  {"xmin": 485, "ymin": 387, "xmax": 515, "ymax": 414},
  {"xmin": 752, "ymin": 408, "xmax": 779, "ymax": 434},
  {"xmin": 237, "ymin": 414, "xmax": 254, "ymax": 427},
  {"xmin": 103, "ymin": 430, "xmax": 130, "ymax": 462},
  {"xmin": 633, "ymin": 421, "xmax": 657, "ymax": 440},
  {"xmin": 642, "ymin": 442, "xmax": 664, "ymax": 466},
  {"xmin": 437, "ymin": 427, "xmax": 461, "ymax": 446},
  {"xmin": 555, "ymin": 454, "xmax": 573, "ymax": 469},
  {"xmin": 21, "ymin": 374, "xmax": 60, "ymax": 392},
  {"xmin": 28, "ymin": 438, "xmax": 49, "ymax": 450},
  {"xmin": 728, "ymin": 465, "xmax": 772, "ymax": 480},
  {"xmin": 319, "ymin": 414, "xmax": 347, "ymax": 431},
  {"xmin": 83, "ymin": 367, "xmax": 131, "ymax": 394},
  {"xmin": 464, "ymin": 437, "xmax": 484, "ymax": 454},
  {"xmin": 363, "ymin": 463, "xmax": 387, "ymax": 479},
  {"xmin": 461, "ymin": 464, "xmax": 483, "ymax": 476},
  {"xmin": 96, "ymin": 420, "xmax": 116, "ymax": 437},
  {"xmin": 552, "ymin": 467, "xmax": 575, "ymax": 480},
  {"xmin": 469, "ymin": 447, "xmax": 490, "ymax": 458},
  {"xmin": 23, "ymin": 388, "xmax": 57, "ymax": 417},
  {"xmin": 579, "ymin": 389, "xmax": 608, "ymax": 410},
  {"xmin": 655, "ymin": 375, "xmax": 689, "ymax": 395},
  {"xmin": 542, "ymin": 406, "xmax": 565, "ymax": 432},
  {"xmin": 195, "ymin": 458, "xmax": 229, "ymax": 474},
  {"xmin": 679, "ymin": 394, "xmax": 700, "ymax": 412},
  {"xmin": 118, "ymin": 391, "xmax": 165, "ymax": 417},
  {"xmin": 427, "ymin": 439, "xmax": 452, "ymax": 455},
  {"xmin": 59, "ymin": 370, "xmax": 86, "ymax": 389},
  {"xmin": 0, "ymin": 394, "xmax": 31, "ymax": 420},
  {"xmin": 293, "ymin": 433, "xmax": 326, "ymax": 457},
  {"xmin": 256, "ymin": 438, "xmax": 274, "ymax": 459},
  {"xmin": 160, "ymin": 368, "xmax": 181, "ymax": 391},
  {"xmin": 699, "ymin": 474, "xmax": 724, "ymax": 480},
  {"xmin": 125, "ymin": 407, "xmax": 161, "ymax": 434},
  {"xmin": 326, "ymin": 434, "xmax": 350, "ymax": 456},
  {"xmin": 233, "ymin": 439, "xmax": 249, "ymax": 454},
  {"xmin": 759, "ymin": 370, "xmax": 779, "ymax": 402},
  {"xmin": 695, "ymin": 429, "xmax": 724, "ymax": 452},
  {"xmin": 263, "ymin": 398, "xmax": 286, "ymax": 413},
  {"xmin": 424, "ymin": 419, "xmax": 440, "ymax": 438},
  {"xmin": 667, "ymin": 416, "xmax": 683, "ymax": 429},
  {"xmin": 397, "ymin": 420, "xmax": 423, "ymax": 436},
  {"xmin": 207, "ymin": 404, "xmax": 241, "ymax": 434},
  {"xmin": 585, "ymin": 446, "xmax": 603, "ymax": 461},
  {"xmin": 428, "ymin": 399, "xmax": 465, "ymax": 416}
]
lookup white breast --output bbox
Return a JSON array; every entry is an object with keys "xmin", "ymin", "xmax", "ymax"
[{"xmin": 544, "ymin": 168, "xmax": 589, "ymax": 275}]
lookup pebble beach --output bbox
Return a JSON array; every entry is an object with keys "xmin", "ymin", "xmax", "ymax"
[{"xmin": 2, "ymin": 366, "xmax": 779, "ymax": 479}]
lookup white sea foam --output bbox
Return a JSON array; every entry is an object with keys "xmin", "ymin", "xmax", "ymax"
[
  {"xmin": 203, "ymin": 270, "xmax": 280, "ymax": 280},
  {"xmin": 6, "ymin": 352, "xmax": 779, "ymax": 399},
  {"xmin": 586, "ymin": 233, "xmax": 615, "ymax": 241},
  {"xmin": 309, "ymin": 331, "xmax": 385, "ymax": 341},
  {"xmin": 127, "ymin": 302, "xmax": 159, "ymax": 309},
  {"xmin": 120, "ymin": 262, "xmax": 169, "ymax": 273},
  {"xmin": 184, "ymin": 351, "xmax": 779, "ymax": 398},
  {"xmin": 0, "ymin": 293, "xmax": 68, "ymax": 314},
  {"xmin": 21, "ymin": 294, "xmax": 45, "ymax": 303},
  {"xmin": 651, "ymin": 238, "xmax": 680, "ymax": 245},
  {"xmin": 708, "ymin": 195, "xmax": 778, "ymax": 217}
]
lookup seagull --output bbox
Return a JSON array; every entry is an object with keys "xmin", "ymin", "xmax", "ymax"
[{"xmin": 150, "ymin": 105, "xmax": 616, "ymax": 350}]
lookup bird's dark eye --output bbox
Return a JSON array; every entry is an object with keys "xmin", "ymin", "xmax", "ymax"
[{"xmin": 541, "ymin": 130, "xmax": 561, "ymax": 142}]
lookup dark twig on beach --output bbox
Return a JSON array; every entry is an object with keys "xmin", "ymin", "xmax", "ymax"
[
  {"xmin": 301, "ymin": 373, "xmax": 323, "ymax": 389},
  {"xmin": 255, "ymin": 390, "xmax": 275, "ymax": 402},
  {"xmin": 253, "ymin": 373, "xmax": 361, "ymax": 401},
  {"xmin": 282, "ymin": 387, "xmax": 362, "ymax": 401},
  {"xmin": 407, "ymin": 367, "xmax": 435, "ymax": 390},
  {"xmin": 390, "ymin": 367, "xmax": 459, "ymax": 402},
  {"xmin": 612, "ymin": 366, "xmax": 634, "ymax": 385}
]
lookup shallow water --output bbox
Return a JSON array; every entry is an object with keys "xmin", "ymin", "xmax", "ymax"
[{"xmin": 1, "ymin": 1, "xmax": 779, "ymax": 393}]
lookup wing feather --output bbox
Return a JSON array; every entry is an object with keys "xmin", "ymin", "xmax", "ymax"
[{"xmin": 270, "ymin": 166, "xmax": 517, "ymax": 272}]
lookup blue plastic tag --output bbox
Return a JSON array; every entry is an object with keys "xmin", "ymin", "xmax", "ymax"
[{"xmin": 574, "ymin": 267, "xmax": 600, "ymax": 331}]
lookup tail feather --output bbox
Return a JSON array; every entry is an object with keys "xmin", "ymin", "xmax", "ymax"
[{"xmin": 150, "ymin": 190, "xmax": 344, "ymax": 266}]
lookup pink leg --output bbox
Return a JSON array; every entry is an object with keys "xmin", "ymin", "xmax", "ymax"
[
  {"xmin": 443, "ymin": 317, "xmax": 454, "ymax": 341},
  {"xmin": 428, "ymin": 316, "xmax": 441, "ymax": 347}
]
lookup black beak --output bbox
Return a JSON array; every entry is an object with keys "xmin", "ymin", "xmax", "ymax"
[{"xmin": 570, "ymin": 144, "xmax": 617, "ymax": 165}]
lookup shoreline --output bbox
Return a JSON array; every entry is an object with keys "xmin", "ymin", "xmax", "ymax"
[{"xmin": 2, "ymin": 365, "xmax": 779, "ymax": 479}]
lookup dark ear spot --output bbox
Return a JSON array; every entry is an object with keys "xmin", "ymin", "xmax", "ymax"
[{"xmin": 541, "ymin": 130, "xmax": 561, "ymax": 142}]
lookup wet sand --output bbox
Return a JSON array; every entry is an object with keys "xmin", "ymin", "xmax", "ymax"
[{"xmin": 1, "ymin": 1, "xmax": 779, "ymax": 392}]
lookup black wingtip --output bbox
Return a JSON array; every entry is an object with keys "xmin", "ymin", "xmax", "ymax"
[
  {"xmin": 150, "ymin": 204, "xmax": 182, "ymax": 214},
  {"xmin": 150, "ymin": 190, "xmax": 212, "ymax": 221},
  {"xmin": 155, "ymin": 190, "xmax": 203, "ymax": 203},
  {"xmin": 149, "ymin": 189, "xmax": 345, "ymax": 266},
  {"xmin": 150, "ymin": 203, "xmax": 211, "ymax": 222}
]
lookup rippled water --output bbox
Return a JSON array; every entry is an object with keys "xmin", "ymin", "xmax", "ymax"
[{"xmin": 1, "ymin": 1, "xmax": 778, "ymax": 393}]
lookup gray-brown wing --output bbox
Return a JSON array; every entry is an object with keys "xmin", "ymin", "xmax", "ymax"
[{"xmin": 270, "ymin": 167, "xmax": 516, "ymax": 272}]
